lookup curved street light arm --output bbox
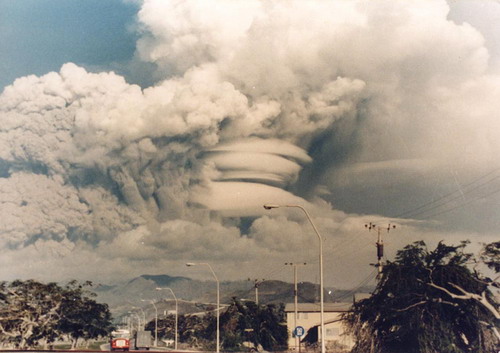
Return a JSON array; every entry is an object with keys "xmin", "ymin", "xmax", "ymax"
[
  {"xmin": 156, "ymin": 287, "xmax": 179, "ymax": 350},
  {"xmin": 263, "ymin": 204, "xmax": 325, "ymax": 353},
  {"xmin": 186, "ymin": 262, "xmax": 220, "ymax": 353}
]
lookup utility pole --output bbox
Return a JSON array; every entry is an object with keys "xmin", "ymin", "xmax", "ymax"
[
  {"xmin": 248, "ymin": 279, "xmax": 265, "ymax": 304},
  {"xmin": 285, "ymin": 262, "xmax": 307, "ymax": 352},
  {"xmin": 365, "ymin": 222, "xmax": 396, "ymax": 276}
]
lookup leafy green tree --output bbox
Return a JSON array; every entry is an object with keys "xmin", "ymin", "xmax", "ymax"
[
  {"xmin": 219, "ymin": 299, "xmax": 248, "ymax": 350},
  {"xmin": 480, "ymin": 240, "xmax": 500, "ymax": 276},
  {"xmin": 58, "ymin": 281, "xmax": 114, "ymax": 348},
  {"xmin": 252, "ymin": 302, "xmax": 288, "ymax": 351},
  {"xmin": 219, "ymin": 298, "xmax": 287, "ymax": 351},
  {"xmin": 155, "ymin": 313, "xmax": 208, "ymax": 348},
  {"xmin": 0, "ymin": 280, "xmax": 113, "ymax": 349},
  {"xmin": 152, "ymin": 299, "xmax": 287, "ymax": 351},
  {"xmin": 343, "ymin": 241, "xmax": 498, "ymax": 353},
  {"xmin": 0, "ymin": 280, "xmax": 63, "ymax": 348},
  {"xmin": 151, "ymin": 315, "xmax": 175, "ymax": 341}
]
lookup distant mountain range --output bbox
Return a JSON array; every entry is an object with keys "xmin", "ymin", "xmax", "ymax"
[{"xmin": 94, "ymin": 274, "xmax": 373, "ymax": 321}]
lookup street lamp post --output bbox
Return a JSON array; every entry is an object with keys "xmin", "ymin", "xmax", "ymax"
[
  {"xmin": 137, "ymin": 307, "xmax": 146, "ymax": 330},
  {"xmin": 128, "ymin": 303, "xmax": 146, "ymax": 330},
  {"xmin": 156, "ymin": 287, "xmax": 178, "ymax": 350},
  {"xmin": 264, "ymin": 204, "xmax": 325, "ymax": 353},
  {"xmin": 141, "ymin": 300, "xmax": 158, "ymax": 347},
  {"xmin": 128, "ymin": 312, "xmax": 142, "ymax": 332},
  {"xmin": 187, "ymin": 262, "xmax": 220, "ymax": 353}
]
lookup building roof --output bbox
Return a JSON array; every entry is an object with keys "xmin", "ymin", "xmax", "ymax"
[
  {"xmin": 353, "ymin": 293, "xmax": 371, "ymax": 302},
  {"xmin": 284, "ymin": 302, "xmax": 352, "ymax": 313}
]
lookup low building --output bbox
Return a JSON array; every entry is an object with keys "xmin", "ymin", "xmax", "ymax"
[{"xmin": 284, "ymin": 302, "xmax": 354, "ymax": 351}]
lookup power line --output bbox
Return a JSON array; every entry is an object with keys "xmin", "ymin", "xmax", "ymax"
[
  {"xmin": 391, "ymin": 168, "xmax": 500, "ymax": 219},
  {"xmin": 422, "ymin": 184, "xmax": 500, "ymax": 219},
  {"xmin": 406, "ymin": 175, "xmax": 500, "ymax": 219},
  {"xmin": 331, "ymin": 269, "xmax": 377, "ymax": 302}
]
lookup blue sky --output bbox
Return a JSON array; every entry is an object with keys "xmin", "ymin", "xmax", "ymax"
[{"xmin": 0, "ymin": 0, "xmax": 141, "ymax": 89}]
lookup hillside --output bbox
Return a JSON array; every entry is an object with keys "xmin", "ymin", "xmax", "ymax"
[{"xmin": 94, "ymin": 274, "xmax": 373, "ymax": 321}]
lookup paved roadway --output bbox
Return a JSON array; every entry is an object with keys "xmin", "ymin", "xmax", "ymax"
[
  {"xmin": 0, "ymin": 344, "xmax": 200, "ymax": 353},
  {"xmin": 0, "ymin": 349, "xmax": 203, "ymax": 353}
]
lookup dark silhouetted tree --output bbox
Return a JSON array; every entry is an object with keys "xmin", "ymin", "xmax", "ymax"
[
  {"xmin": 152, "ymin": 298, "xmax": 287, "ymax": 351},
  {"xmin": 343, "ymin": 241, "xmax": 498, "ymax": 353},
  {"xmin": 219, "ymin": 298, "xmax": 287, "ymax": 351},
  {"xmin": 0, "ymin": 280, "xmax": 113, "ymax": 349},
  {"xmin": 57, "ymin": 281, "xmax": 114, "ymax": 348}
]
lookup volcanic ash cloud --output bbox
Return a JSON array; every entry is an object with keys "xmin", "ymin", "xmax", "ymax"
[{"xmin": 2, "ymin": 0, "xmax": 500, "ymax": 282}]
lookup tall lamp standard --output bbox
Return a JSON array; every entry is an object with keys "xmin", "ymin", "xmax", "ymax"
[
  {"xmin": 128, "ymin": 312, "xmax": 142, "ymax": 332},
  {"xmin": 156, "ymin": 287, "xmax": 179, "ymax": 350},
  {"xmin": 141, "ymin": 299, "xmax": 158, "ymax": 347},
  {"xmin": 186, "ymin": 262, "xmax": 220, "ymax": 353},
  {"xmin": 137, "ymin": 308, "xmax": 146, "ymax": 330},
  {"xmin": 129, "ymin": 306, "xmax": 145, "ymax": 329},
  {"xmin": 139, "ymin": 308, "xmax": 146, "ymax": 330},
  {"xmin": 128, "ymin": 303, "xmax": 146, "ymax": 330},
  {"xmin": 264, "ymin": 204, "xmax": 326, "ymax": 353}
]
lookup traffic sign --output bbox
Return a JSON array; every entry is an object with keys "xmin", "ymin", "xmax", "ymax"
[{"xmin": 294, "ymin": 326, "xmax": 305, "ymax": 337}]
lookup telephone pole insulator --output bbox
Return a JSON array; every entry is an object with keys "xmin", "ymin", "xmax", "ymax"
[
  {"xmin": 365, "ymin": 222, "xmax": 397, "ymax": 277},
  {"xmin": 248, "ymin": 278, "xmax": 265, "ymax": 304},
  {"xmin": 377, "ymin": 242, "xmax": 384, "ymax": 259}
]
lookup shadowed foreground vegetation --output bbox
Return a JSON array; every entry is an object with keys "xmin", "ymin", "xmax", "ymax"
[{"xmin": 0, "ymin": 280, "xmax": 113, "ymax": 349}]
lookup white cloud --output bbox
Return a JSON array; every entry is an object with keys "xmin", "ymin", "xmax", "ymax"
[
  {"xmin": 191, "ymin": 181, "xmax": 308, "ymax": 217},
  {"xmin": 1, "ymin": 0, "xmax": 500, "ymax": 287},
  {"xmin": 0, "ymin": 172, "xmax": 92, "ymax": 247}
]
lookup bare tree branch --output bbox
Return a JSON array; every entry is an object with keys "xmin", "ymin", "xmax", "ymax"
[
  {"xmin": 428, "ymin": 282, "xmax": 500, "ymax": 319},
  {"xmin": 396, "ymin": 301, "xmax": 427, "ymax": 312},
  {"xmin": 0, "ymin": 322, "xmax": 19, "ymax": 338}
]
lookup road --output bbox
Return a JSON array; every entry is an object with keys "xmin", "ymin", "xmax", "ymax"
[{"xmin": 0, "ymin": 349, "xmax": 203, "ymax": 353}]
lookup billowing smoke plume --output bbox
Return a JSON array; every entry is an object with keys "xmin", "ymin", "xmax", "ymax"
[{"xmin": 1, "ymin": 0, "xmax": 500, "ymax": 285}]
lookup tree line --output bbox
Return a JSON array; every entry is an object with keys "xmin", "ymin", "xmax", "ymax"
[
  {"xmin": 145, "ymin": 298, "xmax": 288, "ymax": 351},
  {"xmin": 0, "ymin": 280, "xmax": 113, "ymax": 349}
]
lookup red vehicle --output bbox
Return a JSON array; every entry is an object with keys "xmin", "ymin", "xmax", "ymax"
[{"xmin": 110, "ymin": 329, "xmax": 130, "ymax": 351}]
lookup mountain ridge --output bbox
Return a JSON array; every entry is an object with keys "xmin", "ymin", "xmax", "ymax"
[{"xmin": 94, "ymin": 274, "xmax": 373, "ymax": 320}]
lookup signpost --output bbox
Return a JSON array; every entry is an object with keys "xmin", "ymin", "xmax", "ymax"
[
  {"xmin": 294, "ymin": 326, "xmax": 305, "ymax": 353},
  {"xmin": 294, "ymin": 326, "xmax": 305, "ymax": 337}
]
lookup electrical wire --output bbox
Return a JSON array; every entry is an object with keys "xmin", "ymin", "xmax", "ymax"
[
  {"xmin": 391, "ymin": 168, "xmax": 500, "ymax": 219},
  {"xmin": 331, "ymin": 268, "xmax": 377, "ymax": 302},
  {"xmin": 422, "ymin": 184, "xmax": 500, "ymax": 219}
]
